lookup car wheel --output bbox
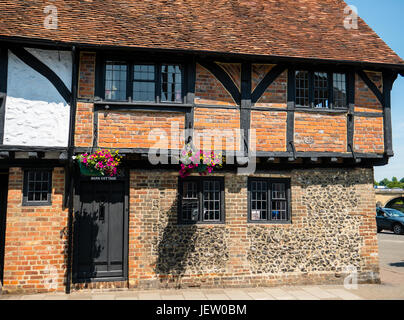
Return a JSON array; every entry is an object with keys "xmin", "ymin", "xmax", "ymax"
[
  {"xmin": 393, "ymin": 224, "xmax": 403, "ymax": 235},
  {"xmin": 377, "ymin": 227, "xmax": 382, "ymax": 233}
]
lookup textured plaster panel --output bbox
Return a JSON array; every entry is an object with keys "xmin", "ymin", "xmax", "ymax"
[
  {"xmin": 3, "ymin": 51, "xmax": 70, "ymax": 146},
  {"xmin": 25, "ymin": 47, "xmax": 72, "ymax": 90}
]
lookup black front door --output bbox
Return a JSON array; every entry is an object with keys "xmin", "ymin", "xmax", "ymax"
[
  {"xmin": 73, "ymin": 179, "xmax": 128, "ymax": 282},
  {"xmin": 0, "ymin": 172, "xmax": 9, "ymax": 285}
]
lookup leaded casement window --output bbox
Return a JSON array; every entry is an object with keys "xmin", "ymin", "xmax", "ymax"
[
  {"xmin": 22, "ymin": 169, "xmax": 52, "ymax": 206},
  {"xmin": 104, "ymin": 61, "xmax": 184, "ymax": 103},
  {"xmin": 294, "ymin": 70, "xmax": 347, "ymax": 109},
  {"xmin": 178, "ymin": 177, "xmax": 225, "ymax": 224},
  {"xmin": 248, "ymin": 178, "xmax": 291, "ymax": 223}
]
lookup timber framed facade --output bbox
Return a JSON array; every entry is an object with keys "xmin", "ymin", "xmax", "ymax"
[{"xmin": 0, "ymin": 0, "xmax": 403, "ymax": 294}]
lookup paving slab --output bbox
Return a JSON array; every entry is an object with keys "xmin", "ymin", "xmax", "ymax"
[
  {"xmin": 301, "ymin": 286, "xmax": 339, "ymax": 299},
  {"xmin": 325, "ymin": 288, "xmax": 363, "ymax": 300},
  {"xmin": 223, "ymin": 289, "xmax": 253, "ymax": 300},
  {"xmin": 246, "ymin": 291, "xmax": 276, "ymax": 300},
  {"xmin": 182, "ymin": 291, "xmax": 207, "ymax": 300},
  {"xmin": 92, "ymin": 294, "xmax": 117, "ymax": 300},
  {"xmin": 262, "ymin": 288, "xmax": 296, "ymax": 300},
  {"xmin": 138, "ymin": 292, "xmax": 162, "ymax": 300},
  {"xmin": 287, "ymin": 289, "xmax": 318, "ymax": 300}
]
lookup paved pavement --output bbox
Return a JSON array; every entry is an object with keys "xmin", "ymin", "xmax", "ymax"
[{"xmin": 1, "ymin": 232, "xmax": 403, "ymax": 300}]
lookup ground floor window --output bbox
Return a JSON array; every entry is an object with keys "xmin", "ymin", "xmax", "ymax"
[
  {"xmin": 22, "ymin": 169, "xmax": 52, "ymax": 206},
  {"xmin": 178, "ymin": 177, "xmax": 224, "ymax": 224},
  {"xmin": 248, "ymin": 178, "xmax": 291, "ymax": 223}
]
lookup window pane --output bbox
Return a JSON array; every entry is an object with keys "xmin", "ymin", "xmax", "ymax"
[
  {"xmin": 182, "ymin": 181, "xmax": 198, "ymax": 222},
  {"xmin": 333, "ymin": 73, "xmax": 347, "ymax": 108},
  {"xmin": 314, "ymin": 72, "xmax": 329, "ymax": 108},
  {"xmin": 250, "ymin": 181, "xmax": 268, "ymax": 221},
  {"xmin": 295, "ymin": 71, "xmax": 309, "ymax": 107},
  {"xmin": 271, "ymin": 183, "xmax": 288, "ymax": 222},
  {"xmin": 161, "ymin": 64, "xmax": 182, "ymax": 103},
  {"xmin": 105, "ymin": 62, "xmax": 127, "ymax": 100},
  {"xmin": 25, "ymin": 170, "xmax": 51, "ymax": 204},
  {"xmin": 202, "ymin": 180, "xmax": 221, "ymax": 222}
]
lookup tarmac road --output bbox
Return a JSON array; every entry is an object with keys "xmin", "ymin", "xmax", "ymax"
[{"xmin": 378, "ymin": 231, "xmax": 404, "ymax": 286}]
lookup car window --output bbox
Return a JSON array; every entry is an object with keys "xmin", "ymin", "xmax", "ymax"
[{"xmin": 384, "ymin": 208, "xmax": 404, "ymax": 217}]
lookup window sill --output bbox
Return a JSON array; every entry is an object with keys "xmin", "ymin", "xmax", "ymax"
[
  {"xmin": 93, "ymin": 101, "xmax": 193, "ymax": 113},
  {"xmin": 95, "ymin": 100, "xmax": 192, "ymax": 108},
  {"xmin": 247, "ymin": 220, "xmax": 292, "ymax": 225},
  {"xmin": 294, "ymin": 107, "xmax": 348, "ymax": 114}
]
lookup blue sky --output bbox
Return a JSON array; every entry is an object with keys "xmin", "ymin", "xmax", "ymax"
[{"xmin": 348, "ymin": 0, "xmax": 404, "ymax": 182}]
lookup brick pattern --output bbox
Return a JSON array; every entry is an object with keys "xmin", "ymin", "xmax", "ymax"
[
  {"xmin": 195, "ymin": 64, "xmax": 236, "ymax": 106},
  {"xmin": 193, "ymin": 108, "xmax": 240, "ymax": 151},
  {"xmin": 355, "ymin": 71, "xmax": 383, "ymax": 113},
  {"xmin": 98, "ymin": 111, "xmax": 185, "ymax": 149},
  {"xmin": 216, "ymin": 62, "xmax": 241, "ymax": 90},
  {"xmin": 294, "ymin": 113, "xmax": 347, "ymax": 152},
  {"xmin": 354, "ymin": 116, "xmax": 384, "ymax": 154},
  {"xmin": 252, "ymin": 64, "xmax": 274, "ymax": 91},
  {"xmin": 78, "ymin": 52, "xmax": 96, "ymax": 99},
  {"xmin": 251, "ymin": 111, "xmax": 287, "ymax": 152},
  {"xmin": 255, "ymin": 70, "xmax": 288, "ymax": 108},
  {"xmin": 2, "ymin": 168, "xmax": 68, "ymax": 294},
  {"xmin": 74, "ymin": 102, "xmax": 93, "ymax": 147}
]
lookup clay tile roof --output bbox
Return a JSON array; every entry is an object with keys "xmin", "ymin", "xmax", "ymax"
[{"xmin": 0, "ymin": 0, "xmax": 403, "ymax": 66}]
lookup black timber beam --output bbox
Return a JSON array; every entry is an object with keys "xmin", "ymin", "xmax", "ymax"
[
  {"xmin": 240, "ymin": 62, "xmax": 252, "ymax": 156},
  {"xmin": 382, "ymin": 71, "xmax": 397, "ymax": 157},
  {"xmin": 357, "ymin": 70, "xmax": 383, "ymax": 106},
  {"xmin": 251, "ymin": 64, "xmax": 286, "ymax": 104},
  {"xmin": 286, "ymin": 69, "xmax": 295, "ymax": 154},
  {"xmin": 0, "ymin": 47, "xmax": 7, "ymax": 145},
  {"xmin": 347, "ymin": 70, "xmax": 355, "ymax": 154},
  {"xmin": 198, "ymin": 60, "xmax": 241, "ymax": 105},
  {"xmin": 9, "ymin": 47, "xmax": 72, "ymax": 103}
]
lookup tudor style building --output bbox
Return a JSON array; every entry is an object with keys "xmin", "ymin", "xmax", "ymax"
[{"xmin": 0, "ymin": 0, "xmax": 403, "ymax": 294}]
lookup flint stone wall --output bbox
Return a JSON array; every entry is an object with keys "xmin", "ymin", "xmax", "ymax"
[{"xmin": 129, "ymin": 167, "xmax": 379, "ymax": 289}]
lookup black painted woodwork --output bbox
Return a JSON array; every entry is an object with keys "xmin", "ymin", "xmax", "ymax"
[
  {"xmin": 9, "ymin": 47, "xmax": 72, "ymax": 103},
  {"xmin": 73, "ymin": 179, "xmax": 128, "ymax": 282}
]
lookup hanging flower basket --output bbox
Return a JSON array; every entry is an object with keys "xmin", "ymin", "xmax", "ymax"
[
  {"xmin": 75, "ymin": 149, "xmax": 122, "ymax": 177},
  {"xmin": 179, "ymin": 144, "xmax": 223, "ymax": 178}
]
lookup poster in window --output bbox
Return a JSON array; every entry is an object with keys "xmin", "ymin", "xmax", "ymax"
[{"xmin": 251, "ymin": 210, "xmax": 261, "ymax": 221}]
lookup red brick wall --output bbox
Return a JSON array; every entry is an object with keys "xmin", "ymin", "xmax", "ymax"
[
  {"xmin": 2, "ymin": 168, "xmax": 68, "ymax": 294},
  {"xmin": 294, "ymin": 113, "xmax": 347, "ymax": 152},
  {"xmin": 354, "ymin": 116, "xmax": 384, "ymax": 154},
  {"xmin": 216, "ymin": 62, "xmax": 241, "ymax": 90},
  {"xmin": 78, "ymin": 52, "xmax": 96, "ymax": 99},
  {"xmin": 193, "ymin": 108, "xmax": 240, "ymax": 151},
  {"xmin": 355, "ymin": 71, "xmax": 383, "ymax": 113},
  {"xmin": 74, "ymin": 102, "xmax": 93, "ymax": 147},
  {"xmin": 75, "ymin": 52, "xmax": 96, "ymax": 147},
  {"xmin": 251, "ymin": 111, "xmax": 287, "ymax": 152},
  {"xmin": 195, "ymin": 64, "xmax": 236, "ymax": 106},
  {"xmin": 98, "ymin": 111, "xmax": 185, "ymax": 149},
  {"xmin": 255, "ymin": 70, "xmax": 287, "ymax": 108}
]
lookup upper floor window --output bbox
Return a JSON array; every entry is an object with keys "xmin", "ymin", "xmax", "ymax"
[
  {"xmin": 294, "ymin": 70, "xmax": 347, "ymax": 109},
  {"xmin": 178, "ymin": 177, "xmax": 224, "ymax": 224},
  {"xmin": 248, "ymin": 178, "xmax": 291, "ymax": 223},
  {"xmin": 104, "ymin": 61, "xmax": 183, "ymax": 103}
]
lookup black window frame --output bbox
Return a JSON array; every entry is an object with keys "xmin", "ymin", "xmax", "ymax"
[
  {"xmin": 178, "ymin": 177, "xmax": 225, "ymax": 225},
  {"xmin": 101, "ymin": 59, "xmax": 186, "ymax": 104},
  {"xmin": 22, "ymin": 168, "xmax": 53, "ymax": 206},
  {"xmin": 247, "ymin": 178, "xmax": 291, "ymax": 224},
  {"xmin": 293, "ymin": 69, "xmax": 348, "ymax": 109}
]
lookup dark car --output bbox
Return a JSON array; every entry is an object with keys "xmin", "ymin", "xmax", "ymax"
[{"xmin": 376, "ymin": 207, "xmax": 404, "ymax": 235}]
